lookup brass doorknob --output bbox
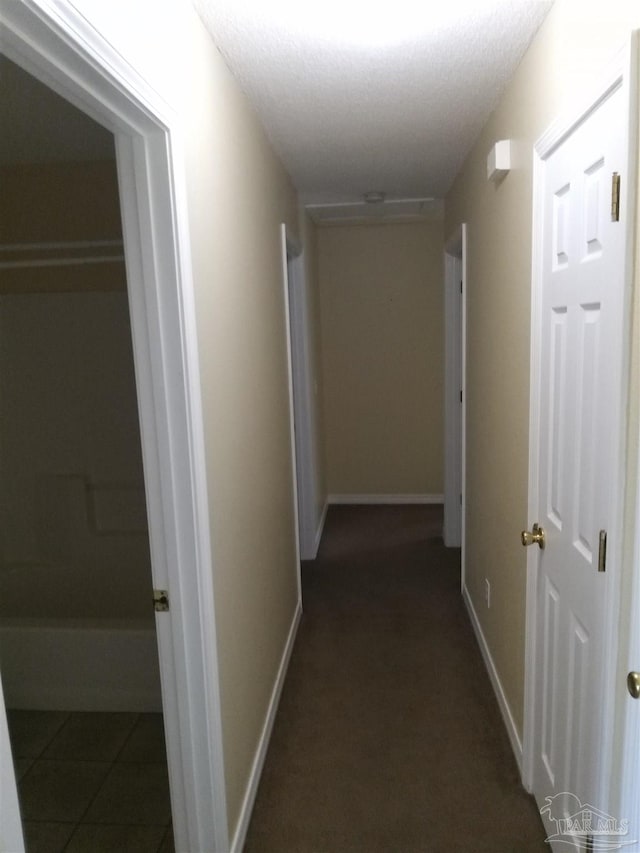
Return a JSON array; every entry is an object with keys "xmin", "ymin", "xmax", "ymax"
[
  {"xmin": 521, "ymin": 523, "xmax": 545, "ymax": 550},
  {"xmin": 628, "ymin": 672, "xmax": 640, "ymax": 699}
]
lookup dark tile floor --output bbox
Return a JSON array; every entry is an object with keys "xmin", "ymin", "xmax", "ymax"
[{"xmin": 8, "ymin": 710, "xmax": 174, "ymax": 853}]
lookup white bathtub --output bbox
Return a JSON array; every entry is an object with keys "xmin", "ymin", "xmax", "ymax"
[{"xmin": 0, "ymin": 618, "xmax": 162, "ymax": 711}]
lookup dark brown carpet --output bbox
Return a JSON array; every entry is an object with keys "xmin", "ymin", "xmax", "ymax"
[{"xmin": 243, "ymin": 505, "xmax": 547, "ymax": 853}]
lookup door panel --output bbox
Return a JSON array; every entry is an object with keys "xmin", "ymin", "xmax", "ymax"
[
  {"xmin": 532, "ymin": 79, "xmax": 628, "ymax": 846},
  {"xmin": 541, "ymin": 576, "xmax": 560, "ymax": 785}
]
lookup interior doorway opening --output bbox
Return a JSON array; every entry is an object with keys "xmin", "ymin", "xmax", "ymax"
[
  {"xmin": 443, "ymin": 224, "xmax": 466, "ymax": 566},
  {"xmin": 282, "ymin": 227, "xmax": 321, "ymax": 565},
  {"xmin": 0, "ymin": 4, "xmax": 229, "ymax": 850},
  {"xmin": 0, "ymin": 55, "xmax": 171, "ymax": 849}
]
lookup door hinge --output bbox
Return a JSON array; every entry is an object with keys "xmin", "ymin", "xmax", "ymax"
[
  {"xmin": 598, "ymin": 530, "xmax": 607, "ymax": 573},
  {"xmin": 460, "ymin": 389, "xmax": 463, "ymax": 403},
  {"xmin": 611, "ymin": 172, "xmax": 621, "ymax": 222},
  {"xmin": 153, "ymin": 589, "xmax": 170, "ymax": 612},
  {"xmin": 460, "ymin": 280, "xmax": 463, "ymax": 294}
]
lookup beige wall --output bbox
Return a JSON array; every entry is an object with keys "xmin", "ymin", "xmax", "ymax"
[
  {"xmin": 0, "ymin": 161, "xmax": 121, "ymax": 244},
  {"xmin": 37, "ymin": 1, "xmax": 303, "ymax": 839},
  {"xmin": 0, "ymin": 161, "xmax": 125, "ymax": 292},
  {"xmin": 180, "ymin": 10, "xmax": 301, "ymax": 837},
  {"xmin": 0, "ymin": 161, "xmax": 151, "ymax": 622},
  {"xmin": 0, "ymin": 291, "xmax": 150, "ymax": 619},
  {"xmin": 445, "ymin": 0, "xmax": 640, "ymax": 739},
  {"xmin": 317, "ymin": 219, "xmax": 444, "ymax": 496}
]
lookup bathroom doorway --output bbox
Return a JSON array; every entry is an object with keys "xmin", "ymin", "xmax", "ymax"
[{"xmin": 0, "ymin": 55, "xmax": 173, "ymax": 851}]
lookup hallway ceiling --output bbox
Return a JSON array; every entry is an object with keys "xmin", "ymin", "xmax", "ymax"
[{"xmin": 194, "ymin": 0, "xmax": 553, "ymax": 204}]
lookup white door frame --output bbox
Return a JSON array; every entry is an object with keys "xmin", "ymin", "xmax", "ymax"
[
  {"xmin": 613, "ymin": 31, "xmax": 640, "ymax": 842},
  {"xmin": 280, "ymin": 225, "xmax": 303, "ymax": 600},
  {"xmin": 444, "ymin": 225, "xmax": 467, "ymax": 570},
  {"xmin": 523, "ymin": 42, "xmax": 638, "ymax": 814},
  {"xmin": 284, "ymin": 237, "xmax": 320, "ymax": 561},
  {"xmin": 619, "ymin": 439, "xmax": 640, "ymax": 845},
  {"xmin": 0, "ymin": 3, "xmax": 229, "ymax": 850},
  {"xmin": 0, "ymin": 672, "xmax": 23, "ymax": 852}
]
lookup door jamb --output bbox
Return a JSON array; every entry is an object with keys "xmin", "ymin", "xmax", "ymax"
[
  {"xmin": 610, "ymin": 32, "xmax": 640, "ymax": 836},
  {"xmin": 523, "ymin": 41, "xmax": 638, "ymax": 806},
  {"xmin": 282, "ymin": 229, "xmax": 318, "ymax": 561},
  {"xmin": 444, "ymin": 225, "xmax": 467, "ymax": 576},
  {"xmin": 0, "ymin": 674, "xmax": 23, "ymax": 851},
  {"xmin": 280, "ymin": 224, "xmax": 303, "ymax": 602},
  {"xmin": 0, "ymin": 3, "xmax": 229, "ymax": 850}
]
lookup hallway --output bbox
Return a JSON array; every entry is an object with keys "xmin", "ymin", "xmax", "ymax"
[
  {"xmin": 245, "ymin": 506, "xmax": 547, "ymax": 852},
  {"xmin": 4, "ymin": 5, "xmax": 640, "ymax": 848}
]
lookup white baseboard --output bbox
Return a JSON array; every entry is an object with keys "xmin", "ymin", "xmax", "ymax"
[
  {"xmin": 0, "ymin": 621, "xmax": 161, "ymax": 711},
  {"xmin": 230, "ymin": 602, "xmax": 302, "ymax": 853},
  {"xmin": 462, "ymin": 586, "xmax": 523, "ymax": 773},
  {"xmin": 328, "ymin": 493, "xmax": 444, "ymax": 505},
  {"xmin": 312, "ymin": 502, "xmax": 328, "ymax": 558}
]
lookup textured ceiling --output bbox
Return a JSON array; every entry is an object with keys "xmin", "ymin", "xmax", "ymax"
[{"xmin": 194, "ymin": 0, "xmax": 553, "ymax": 203}]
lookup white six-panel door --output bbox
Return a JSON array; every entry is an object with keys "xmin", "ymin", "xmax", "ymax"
[{"xmin": 530, "ymin": 72, "xmax": 630, "ymax": 849}]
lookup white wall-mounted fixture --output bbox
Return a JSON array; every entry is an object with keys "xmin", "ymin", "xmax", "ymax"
[
  {"xmin": 305, "ymin": 197, "xmax": 441, "ymax": 225},
  {"xmin": 487, "ymin": 140, "xmax": 512, "ymax": 181}
]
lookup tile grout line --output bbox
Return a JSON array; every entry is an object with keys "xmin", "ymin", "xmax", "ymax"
[
  {"xmin": 43, "ymin": 712, "xmax": 72, "ymax": 756},
  {"xmin": 59, "ymin": 712, "xmax": 141, "ymax": 852},
  {"xmin": 11, "ymin": 710, "xmax": 71, "ymax": 787},
  {"xmin": 13, "ymin": 711, "xmax": 75, "ymax": 852},
  {"xmin": 111, "ymin": 711, "xmax": 142, "ymax": 763},
  {"xmin": 14, "ymin": 711, "xmax": 172, "ymax": 851}
]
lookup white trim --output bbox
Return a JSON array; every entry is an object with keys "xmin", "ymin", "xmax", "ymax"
[
  {"xmin": 611, "ymin": 33, "xmax": 640, "ymax": 833},
  {"xmin": 461, "ymin": 226, "xmax": 468, "ymax": 590},
  {"xmin": 284, "ymin": 234, "xmax": 319, "ymax": 562},
  {"xmin": 0, "ymin": 256, "xmax": 124, "ymax": 269},
  {"xmin": 0, "ymin": 240, "xmax": 123, "ymax": 251},
  {"xmin": 281, "ymin": 224, "xmax": 303, "ymax": 606},
  {"xmin": 462, "ymin": 586, "xmax": 523, "ymax": 772},
  {"xmin": 619, "ymin": 445, "xmax": 640, "ymax": 844},
  {"xmin": 523, "ymin": 41, "xmax": 637, "ymax": 809},
  {"xmin": 0, "ymin": 673, "xmax": 23, "ymax": 853},
  {"xmin": 443, "ymin": 224, "xmax": 466, "ymax": 550},
  {"xmin": 598, "ymin": 38, "xmax": 639, "ymax": 818},
  {"xmin": 443, "ymin": 250, "xmax": 462, "ymax": 547},
  {"xmin": 289, "ymin": 249, "xmax": 312, "ymax": 559},
  {"xmin": 328, "ymin": 493, "xmax": 443, "ymax": 505},
  {"xmin": 535, "ymin": 55, "xmax": 629, "ymax": 161},
  {"xmin": 117, "ymin": 105, "xmax": 229, "ymax": 853},
  {"xmin": 522, "ymin": 142, "xmax": 544, "ymax": 795},
  {"xmin": 0, "ymin": 3, "xmax": 229, "ymax": 850},
  {"xmin": 230, "ymin": 603, "xmax": 302, "ymax": 853},
  {"xmin": 313, "ymin": 501, "xmax": 328, "ymax": 558}
]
